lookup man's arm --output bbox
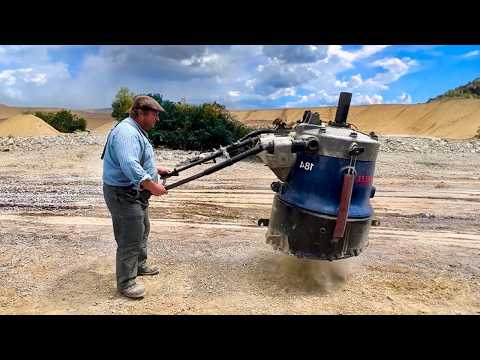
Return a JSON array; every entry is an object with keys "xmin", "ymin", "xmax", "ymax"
[
  {"xmin": 112, "ymin": 131, "xmax": 166, "ymax": 196},
  {"xmin": 140, "ymin": 179, "xmax": 167, "ymax": 196}
]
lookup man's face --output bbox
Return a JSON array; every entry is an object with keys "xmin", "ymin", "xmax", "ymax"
[{"xmin": 141, "ymin": 109, "xmax": 160, "ymax": 130}]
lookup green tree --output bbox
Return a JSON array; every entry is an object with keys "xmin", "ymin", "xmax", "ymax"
[
  {"xmin": 34, "ymin": 110, "xmax": 86, "ymax": 133},
  {"xmin": 111, "ymin": 87, "xmax": 135, "ymax": 121},
  {"xmin": 145, "ymin": 93, "xmax": 251, "ymax": 151}
]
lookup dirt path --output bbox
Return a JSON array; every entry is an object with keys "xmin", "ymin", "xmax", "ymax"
[{"xmin": 0, "ymin": 144, "xmax": 479, "ymax": 314}]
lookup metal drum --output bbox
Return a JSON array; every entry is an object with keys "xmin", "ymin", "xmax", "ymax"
[{"xmin": 263, "ymin": 93, "xmax": 380, "ymax": 260}]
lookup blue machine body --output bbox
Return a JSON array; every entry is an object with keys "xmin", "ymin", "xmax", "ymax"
[{"xmin": 279, "ymin": 153, "xmax": 376, "ymax": 218}]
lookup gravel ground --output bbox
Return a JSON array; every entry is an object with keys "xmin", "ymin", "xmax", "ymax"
[
  {"xmin": 1, "ymin": 132, "xmax": 480, "ymax": 154},
  {"xmin": 0, "ymin": 133, "xmax": 479, "ymax": 314}
]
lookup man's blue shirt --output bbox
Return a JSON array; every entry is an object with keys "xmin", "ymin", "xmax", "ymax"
[{"xmin": 102, "ymin": 117, "xmax": 158, "ymax": 188}]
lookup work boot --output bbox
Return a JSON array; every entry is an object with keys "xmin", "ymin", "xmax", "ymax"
[
  {"xmin": 119, "ymin": 283, "xmax": 145, "ymax": 299},
  {"xmin": 138, "ymin": 264, "xmax": 159, "ymax": 276}
]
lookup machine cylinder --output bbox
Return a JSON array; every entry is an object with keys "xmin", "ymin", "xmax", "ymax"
[{"xmin": 265, "ymin": 122, "xmax": 380, "ymax": 260}]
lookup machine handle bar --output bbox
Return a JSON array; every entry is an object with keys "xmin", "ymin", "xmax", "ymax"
[
  {"xmin": 164, "ymin": 144, "xmax": 268, "ymax": 190},
  {"xmin": 162, "ymin": 136, "xmax": 260, "ymax": 178}
]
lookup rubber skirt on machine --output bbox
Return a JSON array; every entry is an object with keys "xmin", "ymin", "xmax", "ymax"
[{"xmin": 266, "ymin": 195, "xmax": 371, "ymax": 260}]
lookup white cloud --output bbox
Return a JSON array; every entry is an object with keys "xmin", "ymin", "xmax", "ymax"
[
  {"xmin": 327, "ymin": 45, "xmax": 390, "ymax": 68},
  {"xmin": 285, "ymin": 90, "xmax": 340, "ymax": 108},
  {"xmin": 0, "ymin": 45, "xmax": 61, "ymax": 66},
  {"xmin": 0, "ymin": 63, "xmax": 71, "ymax": 105},
  {"xmin": 0, "ymin": 45, "xmax": 408, "ymax": 109},
  {"xmin": 0, "ymin": 68, "xmax": 47, "ymax": 86},
  {"xmin": 0, "ymin": 70, "xmax": 16, "ymax": 86},
  {"xmin": 336, "ymin": 74, "xmax": 365, "ymax": 89},
  {"xmin": 460, "ymin": 50, "xmax": 480, "ymax": 59},
  {"xmin": 373, "ymin": 57, "xmax": 412, "ymax": 72},
  {"xmin": 334, "ymin": 80, "xmax": 348, "ymax": 89},
  {"xmin": 326, "ymin": 56, "xmax": 418, "ymax": 100},
  {"xmin": 284, "ymin": 87, "xmax": 296, "ymax": 96},
  {"xmin": 182, "ymin": 52, "xmax": 221, "ymax": 68},
  {"xmin": 4, "ymin": 87, "xmax": 22, "ymax": 99},
  {"xmin": 242, "ymin": 45, "xmax": 390, "ymax": 105},
  {"xmin": 353, "ymin": 93, "xmax": 383, "ymax": 105},
  {"xmin": 285, "ymin": 93, "xmax": 316, "ymax": 107},
  {"xmin": 245, "ymin": 79, "xmax": 256, "ymax": 89},
  {"xmin": 371, "ymin": 57, "xmax": 418, "ymax": 84},
  {"xmin": 396, "ymin": 92, "xmax": 412, "ymax": 104},
  {"xmin": 267, "ymin": 87, "xmax": 296, "ymax": 100},
  {"xmin": 334, "ymin": 72, "xmax": 390, "ymax": 93},
  {"xmin": 250, "ymin": 59, "xmax": 317, "ymax": 96},
  {"xmin": 262, "ymin": 45, "xmax": 329, "ymax": 64},
  {"xmin": 357, "ymin": 45, "xmax": 391, "ymax": 59},
  {"xmin": 349, "ymin": 74, "xmax": 363, "ymax": 87}
]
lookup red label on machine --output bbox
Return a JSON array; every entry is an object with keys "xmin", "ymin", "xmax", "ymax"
[{"xmin": 355, "ymin": 175, "xmax": 373, "ymax": 185}]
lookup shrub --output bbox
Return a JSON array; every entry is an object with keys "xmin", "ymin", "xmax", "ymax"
[
  {"xmin": 34, "ymin": 110, "xmax": 87, "ymax": 133},
  {"xmin": 145, "ymin": 93, "xmax": 251, "ymax": 151}
]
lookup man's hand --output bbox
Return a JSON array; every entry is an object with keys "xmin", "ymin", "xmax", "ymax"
[
  {"xmin": 157, "ymin": 166, "xmax": 172, "ymax": 176},
  {"xmin": 140, "ymin": 180, "xmax": 168, "ymax": 196}
]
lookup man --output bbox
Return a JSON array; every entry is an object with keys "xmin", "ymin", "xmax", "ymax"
[{"xmin": 102, "ymin": 95, "xmax": 170, "ymax": 299}]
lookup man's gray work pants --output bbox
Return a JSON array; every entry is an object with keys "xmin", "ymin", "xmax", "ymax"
[{"xmin": 103, "ymin": 184, "xmax": 151, "ymax": 290}]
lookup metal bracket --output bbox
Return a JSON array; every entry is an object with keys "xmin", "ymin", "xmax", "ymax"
[
  {"xmin": 220, "ymin": 145, "xmax": 231, "ymax": 159},
  {"xmin": 257, "ymin": 218, "xmax": 270, "ymax": 227}
]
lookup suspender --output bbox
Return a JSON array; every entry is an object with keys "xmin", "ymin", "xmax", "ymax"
[{"xmin": 100, "ymin": 121, "xmax": 120, "ymax": 160}]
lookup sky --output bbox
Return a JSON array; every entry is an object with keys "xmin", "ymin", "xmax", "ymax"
[{"xmin": 0, "ymin": 45, "xmax": 479, "ymax": 110}]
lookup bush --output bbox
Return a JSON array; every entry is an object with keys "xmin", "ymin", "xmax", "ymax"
[
  {"xmin": 145, "ymin": 93, "xmax": 251, "ymax": 151},
  {"xmin": 34, "ymin": 110, "xmax": 87, "ymax": 133}
]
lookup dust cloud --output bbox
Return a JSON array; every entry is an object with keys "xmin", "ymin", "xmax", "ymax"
[{"xmin": 274, "ymin": 254, "xmax": 356, "ymax": 292}]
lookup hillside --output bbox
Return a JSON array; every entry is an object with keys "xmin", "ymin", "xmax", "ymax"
[
  {"xmin": 229, "ymin": 99, "xmax": 480, "ymax": 139},
  {"xmin": 2, "ymin": 99, "xmax": 480, "ymax": 139},
  {"xmin": 428, "ymin": 77, "xmax": 480, "ymax": 102}
]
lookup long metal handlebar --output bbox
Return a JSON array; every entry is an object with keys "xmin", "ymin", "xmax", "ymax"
[
  {"xmin": 162, "ymin": 136, "xmax": 260, "ymax": 178},
  {"xmin": 164, "ymin": 142, "xmax": 268, "ymax": 190},
  {"xmin": 161, "ymin": 135, "xmax": 317, "ymax": 191}
]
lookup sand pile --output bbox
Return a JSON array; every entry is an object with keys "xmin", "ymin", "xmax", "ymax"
[
  {"xmin": 0, "ymin": 104, "xmax": 114, "ymax": 131},
  {"xmin": 0, "ymin": 114, "xmax": 60, "ymax": 137},
  {"xmin": 230, "ymin": 99, "xmax": 480, "ymax": 139}
]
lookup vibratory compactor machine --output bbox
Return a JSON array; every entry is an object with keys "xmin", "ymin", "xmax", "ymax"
[{"xmin": 163, "ymin": 92, "xmax": 380, "ymax": 261}]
